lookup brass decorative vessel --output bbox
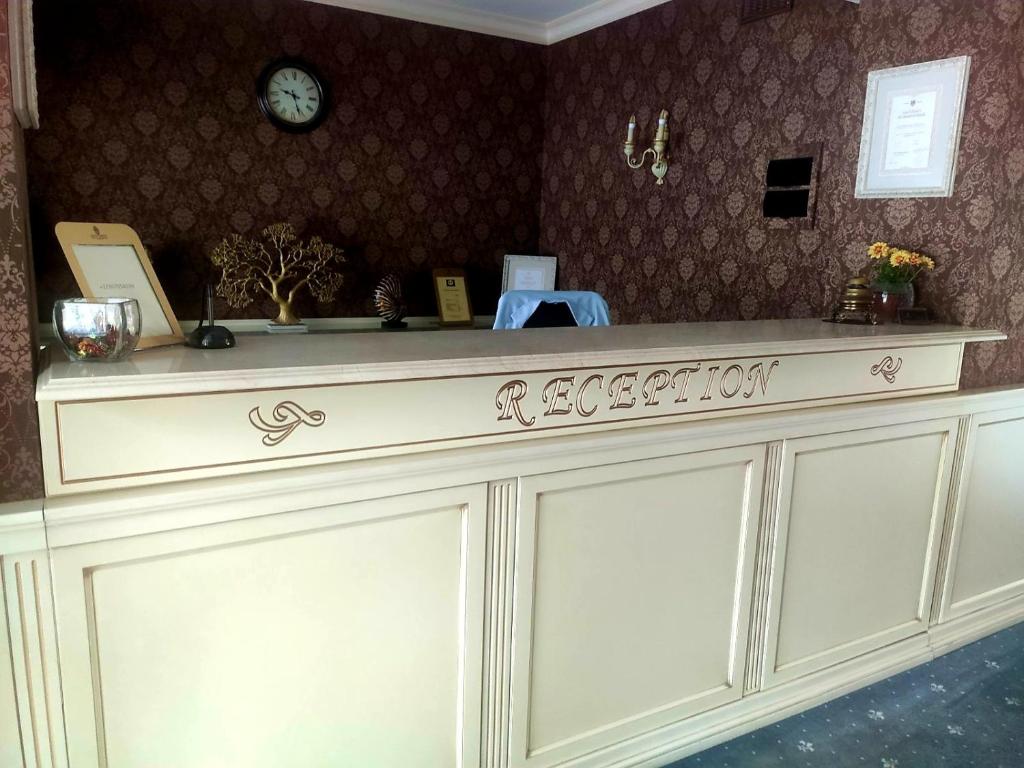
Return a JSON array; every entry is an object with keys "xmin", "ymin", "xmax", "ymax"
[{"xmin": 830, "ymin": 276, "xmax": 877, "ymax": 324}]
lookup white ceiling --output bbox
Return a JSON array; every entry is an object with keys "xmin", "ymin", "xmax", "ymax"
[{"xmin": 308, "ymin": 0, "xmax": 674, "ymax": 45}]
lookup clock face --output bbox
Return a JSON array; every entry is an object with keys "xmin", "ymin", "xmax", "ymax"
[{"xmin": 257, "ymin": 59, "xmax": 327, "ymax": 132}]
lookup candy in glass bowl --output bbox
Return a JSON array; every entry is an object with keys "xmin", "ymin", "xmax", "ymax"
[{"xmin": 53, "ymin": 298, "xmax": 141, "ymax": 362}]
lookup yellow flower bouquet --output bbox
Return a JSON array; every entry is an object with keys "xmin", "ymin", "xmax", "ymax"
[
  {"xmin": 867, "ymin": 242, "xmax": 936, "ymax": 284},
  {"xmin": 866, "ymin": 242, "xmax": 936, "ymax": 321}
]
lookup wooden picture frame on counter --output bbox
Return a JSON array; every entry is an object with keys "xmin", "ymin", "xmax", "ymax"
[
  {"xmin": 432, "ymin": 268, "xmax": 474, "ymax": 327},
  {"xmin": 501, "ymin": 255, "xmax": 557, "ymax": 293},
  {"xmin": 55, "ymin": 222, "xmax": 184, "ymax": 349}
]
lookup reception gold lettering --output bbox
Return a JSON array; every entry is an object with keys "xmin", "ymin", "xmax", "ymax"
[
  {"xmin": 494, "ymin": 359, "xmax": 781, "ymax": 427},
  {"xmin": 720, "ymin": 364, "xmax": 744, "ymax": 398},
  {"xmin": 542, "ymin": 376, "xmax": 576, "ymax": 416},
  {"xmin": 672, "ymin": 365, "xmax": 702, "ymax": 403},
  {"xmin": 642, "ymin": 369, "xmax": 672, "ymax": 406},
  {"xmin": 700, "ymin": 365, "xmax": 720, "ymax": 401},
  {"xmin": 608, "ymin": 372, "xmax": 639, "ymax": 409},
  {"xmin": 744, "ymin": 360, "xmax": 780, "ymax": 399},
  {"xmin": 577, "ymin": 374, "xmax": 604, "ymax": 417},
  {"xmin": 495, "ymin": 379, "xmax": 536, "ymax": 426}
]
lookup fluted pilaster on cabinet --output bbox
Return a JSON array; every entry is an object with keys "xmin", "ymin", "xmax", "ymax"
[
  {"xmin": 930, "ymin": 415, "xmax": 973, "ymax": 624},
  {"xmin": 745, "ymin": 441, "xmax": 784, "ymax": 695},
  {"xmin": 481, "ymin": 479, "xmax": 518, "ymax": 768},
  {"xmin": 1, "ymin": 503, "xmax": 68, "ymax": 768}
]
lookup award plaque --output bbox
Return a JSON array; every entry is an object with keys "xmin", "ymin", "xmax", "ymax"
[{"xmin": 433, "ymin": 268, "xmax": 474, "ymax": 327}]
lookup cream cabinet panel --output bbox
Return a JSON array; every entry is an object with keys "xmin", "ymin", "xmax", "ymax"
[
  {"xmin": 49, "ymin": 486, "xmax": 487, "ymax": 768},
  {"xmin": 510, "ymin": 446, "xmax": 764, "ymax": 768},
  {"xmin": 765, "ymin": 420, "xmax": 957, "ymax": 686},
  {"xmin": 942, "ymin": 411, "xmax": 1024, "ymax": 619}
]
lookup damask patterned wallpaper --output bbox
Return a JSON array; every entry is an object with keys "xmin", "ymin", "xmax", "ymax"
[
  {"xmin": 0, "ymin": 5, "xmax": 44, "ymax": 503},
  {"xmin": 22, "ymin": 0, "xmax": 1024, "ymax": 390},
  {"xmin": 540, "ymin": 0, "xmax": 1024, "ymax": 389},
  {"xmin": 27, "ymin": 0, "xmax": 547, "ymax": 320}
]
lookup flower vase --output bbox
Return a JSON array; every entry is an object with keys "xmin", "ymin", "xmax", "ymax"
[{"xmin": 872, "ymin": 281, "xmax": 915, "ymax": 323}]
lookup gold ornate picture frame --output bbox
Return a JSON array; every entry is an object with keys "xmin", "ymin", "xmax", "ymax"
[{"xmin": 55, "ymin": 222, "xmax": 184, "ymax": 349}]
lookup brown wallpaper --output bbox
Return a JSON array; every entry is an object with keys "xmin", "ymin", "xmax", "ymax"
[
  {"xmin": 539, "ymin": 0, "xmax": 1024, "ymax": 389},
  {"xmin": 21, "ymin": 0, "xmax": 1024, "ymax": 390},
  {"xmin": 27, "ymin": 0, "xmax": 547, "ymax": 321},
  {"xmin": 0, "ymin": 4, "xmax": 44, "ymax": 503}
]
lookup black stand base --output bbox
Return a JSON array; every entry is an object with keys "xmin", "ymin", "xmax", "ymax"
[
  {"xmin": 186, "ymin": 284, "xmax": 237, "ymax": 349},
  {"xmin": 381, "ymin": 319, "xmax": 408, "ymax": 330},
  {"xmin": 186, "ymin": 326, "xmax": 236, "ymax": 349}
]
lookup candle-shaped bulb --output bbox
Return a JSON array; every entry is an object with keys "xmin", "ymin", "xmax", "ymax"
[
  {"xmin": 626, "ymin": 114, "xmax": 636, "ymax": 144},
  {"xmin": 654, "ymin": 109, "xmax": 668, "ymax": 143}
]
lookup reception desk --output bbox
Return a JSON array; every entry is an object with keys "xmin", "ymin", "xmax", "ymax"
[{"xmin": 7, "ymin": 319, "xmax": 1024, "ymax": 768}]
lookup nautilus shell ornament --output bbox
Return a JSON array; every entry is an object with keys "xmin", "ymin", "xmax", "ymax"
[{"xmin": 374, "ymin": 273, "xmax": 408, "ymax": 329}]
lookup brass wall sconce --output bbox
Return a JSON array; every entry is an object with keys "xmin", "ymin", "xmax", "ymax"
[{"xmin": 624, "ymin": 109, "xmax": 670, "ymax": 185}]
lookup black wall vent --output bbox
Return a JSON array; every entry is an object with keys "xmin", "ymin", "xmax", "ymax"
[{"xmin": 762, "ymin": 145, "xmax": 821, "ymax": 228}]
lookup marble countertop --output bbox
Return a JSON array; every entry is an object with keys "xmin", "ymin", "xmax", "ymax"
[{"xmin": 36, "ymin": 319, "xmax": 1005, "ymax": 400}]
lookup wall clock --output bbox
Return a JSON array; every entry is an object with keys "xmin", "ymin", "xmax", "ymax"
[{"xmin": 257, "ymin": 58, "xmax": 328, "ymax": 133}]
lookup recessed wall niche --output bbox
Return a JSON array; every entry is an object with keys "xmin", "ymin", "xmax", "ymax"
[{"xmin": 762, "ymin": 145, "xmax": 822, "ymax": 229}]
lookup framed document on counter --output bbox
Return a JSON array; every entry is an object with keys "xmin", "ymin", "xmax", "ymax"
[
  {"xmin": 433, "ymin": 268, "xmax": 474, "ymax": 327},
  {"xmin": 55, "ymin": 222, "xmax": 184, "ymax": 348},
  {"xmin": 855, "ymin": 56, "xmax": 970, "ymax": 199}
]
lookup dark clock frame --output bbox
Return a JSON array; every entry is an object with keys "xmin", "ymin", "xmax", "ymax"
[{"xmin": 256, "ymin": 57, "xmax": 328, "ymax": 133}]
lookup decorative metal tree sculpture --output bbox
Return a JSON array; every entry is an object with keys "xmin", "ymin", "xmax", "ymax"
[{"xmin": 211, "ymin": 223, "xmax": 345, "ymax": 326}]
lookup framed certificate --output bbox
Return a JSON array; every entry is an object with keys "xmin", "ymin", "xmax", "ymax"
[
  {"xmin": 55, "ymin": 222, "xmax": 184, "ymax": 349},
  {"xmin": 855, "ymin": 56, "xmax": 970, "ymax": 198},
  {"xmin": 501, "ymin": 255, "xmax": 557, "ymax": 293},
  {"xmin": 432, "ymin": 268, "xmax": 474, "ymax": 327}
]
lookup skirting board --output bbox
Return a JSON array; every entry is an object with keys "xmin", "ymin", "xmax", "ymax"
[
  {"xmin": 929, "ymin": 592, "xmax": 1024, "ymax": 657},
  {"xmin": 567, "ymin": 596, "xmax": 1024, "ymax": 768}
]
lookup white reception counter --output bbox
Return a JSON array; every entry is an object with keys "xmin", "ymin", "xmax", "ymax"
[
  {"xmin": 35, "ymin": 319, "xmax": 1003, "ymax": 496},
  {"xmin": 6, "ymin": 320, "xmax": 1024, "ymax": 768}
]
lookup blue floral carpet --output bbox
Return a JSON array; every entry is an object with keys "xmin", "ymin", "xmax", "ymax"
[{"xmin": 673, "ymin": 620, "xmax": 1024, "ymax": 768}]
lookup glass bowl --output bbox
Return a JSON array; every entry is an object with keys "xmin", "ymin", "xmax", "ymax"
[{"xmin": 53, "ymin": 298, "xmax": 142, "ymax": 362}]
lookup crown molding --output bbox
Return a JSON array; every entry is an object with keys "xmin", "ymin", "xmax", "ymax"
[
  {"xmin": 306, "ymin": 0, "xmax": 549, "ymax": 44},
  {"xmin": 306, "ymin": 0, "xmax": 674, "ymax": 45},
  {"xmin": 546, "ymin": 0, "xmax": 672, "ymax": 43}
]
